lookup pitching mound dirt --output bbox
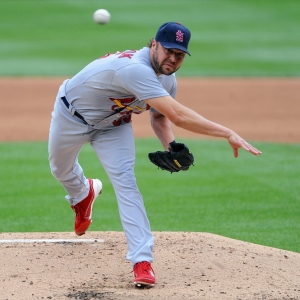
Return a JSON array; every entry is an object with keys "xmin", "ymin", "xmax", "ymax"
[{"xmin": 1, "ymin": 231, "xmax": 300, "ymax": 300}]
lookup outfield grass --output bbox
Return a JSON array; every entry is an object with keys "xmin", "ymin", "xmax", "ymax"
[
  {"xmin": 0, "ymin": 139, "xmax": 299, "ymax": 253},
  {"xmin": 0, "ymin": 0, "xmax": 299, "ymax": 76}
]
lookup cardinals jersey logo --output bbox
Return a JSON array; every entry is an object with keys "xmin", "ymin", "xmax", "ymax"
[
  {"xmin": 109, "ymin": 97, "xmax": 150, "ymax": 126},
  {"xmin": 176, "ymin": 30, "xmax": 184, "ymax": 42},
  {"xmin": 109, "ymin": 97, "xmax": 150, "ymax": 113}
]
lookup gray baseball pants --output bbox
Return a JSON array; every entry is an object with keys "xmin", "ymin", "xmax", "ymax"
[{"xmin": 48, "ymin": 93, "xmax": 154, "ymax": 265}]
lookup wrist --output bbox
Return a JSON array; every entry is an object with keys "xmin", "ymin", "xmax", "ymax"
[{"xmin": 226, "ymin": 130, "xmax": 234, "ymax": 139}]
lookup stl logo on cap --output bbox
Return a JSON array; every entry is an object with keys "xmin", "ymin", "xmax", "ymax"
[
  {"xmin": 176, "ymin": 30, "xmax": 184, "ymax": 43},
  {"xmin": 155, "ymin": 22, "xmax": 191, "ymax": 55}
]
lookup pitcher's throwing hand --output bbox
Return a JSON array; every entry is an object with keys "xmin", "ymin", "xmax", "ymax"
[{"xmin": 227, "ymin": 132, "xmax": 262, "ymax": 158}]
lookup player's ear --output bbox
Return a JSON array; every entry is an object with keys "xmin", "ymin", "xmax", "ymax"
[{"xmin": 152, "ymin": 39, "xmax": 158, "ymax": 48}]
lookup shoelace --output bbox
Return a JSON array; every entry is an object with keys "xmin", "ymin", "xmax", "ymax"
[{"xmin": 134, "ymin": 262, "xmax": 154, "ymax": 275}]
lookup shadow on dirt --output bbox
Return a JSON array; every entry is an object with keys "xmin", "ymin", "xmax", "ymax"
[{"xmin": 65, "ymin": 290, "xmax": 115, "ymax": 300}]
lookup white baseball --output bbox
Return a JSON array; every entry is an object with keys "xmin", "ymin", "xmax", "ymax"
[{"xmin": 93, "ymin": 9, "xmax": 111, "ymax": 25}]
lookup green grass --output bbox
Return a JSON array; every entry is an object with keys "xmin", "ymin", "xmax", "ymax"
[
  {"xmin": 0, "ymin": 139, "xmax": 299, "ymax": 253},
  {"xmin": 0, "ymin": 0, "xmax": 299, "ymax": 76}
]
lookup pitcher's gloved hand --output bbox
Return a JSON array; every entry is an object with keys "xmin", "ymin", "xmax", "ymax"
[{"xmin": 148, "ymin": 141, "xmax": 194, "ymax": 173}]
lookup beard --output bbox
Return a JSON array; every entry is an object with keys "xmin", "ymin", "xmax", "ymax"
[{"xmin": 152, "ymin": 51, "xmax": 177, "ymax": 75}]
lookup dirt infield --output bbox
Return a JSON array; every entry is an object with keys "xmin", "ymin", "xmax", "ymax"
[
  {"xmin": 0, "ymin": 78, "xmax": 300, "ymax": 299},
  {"xmin": 1, "ymin": 77, "xmax": 300, "ymax": 143}
]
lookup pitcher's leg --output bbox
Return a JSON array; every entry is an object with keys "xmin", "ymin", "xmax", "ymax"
[
  {"xmin": 91, "ymin": 125, "xmax": 154, "ymax": 265},
  {"xmin": 48, "ymin": 97, "xmax": 90, "ymax": 205}
]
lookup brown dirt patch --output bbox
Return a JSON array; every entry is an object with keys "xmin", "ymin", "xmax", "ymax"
[
  {"xmin": 1, "ymin": 232, "xmax": 300, "ymax": 300},
  {"xmin": 1, "ymin": 78, "xmax": 300, "ymax": 299},
  {"xmin": 1, "ymin": 77, "xmax": 300, "ymax": 143}
]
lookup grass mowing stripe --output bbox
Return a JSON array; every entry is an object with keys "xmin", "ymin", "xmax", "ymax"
[
  {"xmin": 0, "ymin": 0, "xmax": 299, "ymax": 76},
  {"xmin": 1, "ymin": 139, "xmax": 299, "ymax": 252}
]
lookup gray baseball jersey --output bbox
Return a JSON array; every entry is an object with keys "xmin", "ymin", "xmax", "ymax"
[{"xmin": 59, "ymin": 47, "xmax": 177, "ymax": 129}]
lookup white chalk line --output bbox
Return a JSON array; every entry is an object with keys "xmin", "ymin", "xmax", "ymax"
[{"xmin": 0, "ymin": 239, "xmax": 104, "ymax": 244}]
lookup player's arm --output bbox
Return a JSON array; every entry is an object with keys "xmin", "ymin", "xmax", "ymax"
[
  {"xmin": 147, "ymin": 95, "xmax": 233, "ymax": 137},
  {"xmin": 149, "ymin": 108, "xmax": 175, "ymax": 150},
  {"xmin": 145, "ymin": 95, "xmax": 262, "ymax": 157}
]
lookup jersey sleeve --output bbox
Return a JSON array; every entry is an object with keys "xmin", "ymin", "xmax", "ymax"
[{"xmin": 111, "ymin": 64, "xmax": 171, "ymax": 101}]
